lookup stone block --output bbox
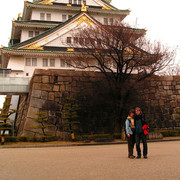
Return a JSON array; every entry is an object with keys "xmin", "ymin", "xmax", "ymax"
[
  {"xmin": 177, "ymin": 95, "xmax": 180, "ymax": 100},
  {"xmin": 175, "ymin": 85, "xmax": 180, "ymax": 89},
  {"xmin": 30, "ymin": 97, "xmax": 45, "ymax": 109},
  {"xmin": 27, "ymin": 107, "xmax": 39, "ymax": 119},
  {"xmin": 164, "ymin": 86, "xmax": 169, "ymax": 90},
  {"xmin": 41, "ymin": 91, "xmax": 48, "ymax": 100},
  {"xmin": 162, "ymin": 81, "xmax": 167, "ymax": 86},
  {"xmin": 53, "ymin": 85, "xmax": 59, "ymax": 92},
  {"xmin": 65, "ymin": 85, "xmax": 72, "ymax": 92},
  {"xmin": 41, "ymin": 84, "xmax": 53, "ymax": 91},
  {"xmin": 167, "ymin": 90, "xmax": 173, "ymax": 95},
  {"xmin": 58, "ymin": 76, "xmax": 65, "ymax": 82},
  {"xmin": 31, "ymin": 90, "xmax": 41, "ymax": 98},
  {"xmin": 33, "ymin": 76, "xmax": 42, "ymax": 83},
  {"xmin": 170, "ymin": 101, "xmax": 177, "ymax": 107},
  {"xmin": 166, "ymin": 81, "xmax": 172, "ymax": 86},
  {"xmin": 50, "ymin": 76, "xmax": 58, "ymax": 84},
  {"xmin": 55, "ymin": 92, "xmax": 61, "ymax": 98},
  {"xmin": 55, "ymin": 98, "xmax": 60, "ymax": 102},
  {"xmin": 60, "ymin": 85, "xmax": 66, "ymax": 91},
  {"xmin": 42, "ymin": 76, "xmax": 49, "ymax": 84},
  {"xmin": 150, "ymin": 81, "xmax": 157, "ymax": 87},
  {"xmin": 58, "ymin": 76, "xmax": 72, "ymax": 82},
  {"xmin": 159, "ymin": 100, "xmax": 164, "ymax": 106},
  {"xmin": 48, "ymin": 92, "xmax": 55, "ymax": 101},
  {"xmin": 32, "ymin": 83, "xmax": 42, "ymax": 90},
  {"xmin": 71, "ymin": 81, "xmax": 77, "ymax": 87}
]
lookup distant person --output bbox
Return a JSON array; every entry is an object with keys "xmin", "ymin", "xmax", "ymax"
[
  {"xmin": 125, "ymin": 109, "xmax": 136, "ymax": 159},
  {"xmin": 134, "ymin": 107, "xmax": 148, "ymax": 159}
]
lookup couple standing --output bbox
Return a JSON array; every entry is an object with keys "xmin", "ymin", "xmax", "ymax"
[{"xmin": 125, "ymin": 107, "xmax": 148, "ymax": 159}]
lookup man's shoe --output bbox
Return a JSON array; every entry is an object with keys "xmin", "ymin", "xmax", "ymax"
[
  {"xmin": 136, "ymin": 156, "xmax": 141, "ymax": 159},
  {"xmin": 144, "ymin": 155, "xmax": 148, "ymax": 159}
]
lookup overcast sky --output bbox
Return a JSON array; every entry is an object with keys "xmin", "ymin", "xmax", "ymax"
[
  {"xmin": 0, "ymin": 0, "xmax": 180, "ymax": 107},
  {"xmin": 0, "ymin": 0, "xmax": 179, "ymax": 62}
]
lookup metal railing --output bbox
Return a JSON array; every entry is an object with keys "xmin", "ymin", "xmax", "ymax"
[{"xmin": 0, "ymin": 77, "xmax": 29, "ymax": 93}]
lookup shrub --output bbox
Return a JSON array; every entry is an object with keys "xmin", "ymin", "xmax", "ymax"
[
  {"xmin": 4, "ymin": 136, "xmax": 18, "ymax": 142},
  {"xmin": 155, "ymin": 130, "xmax": 180, "ymax": 137}
]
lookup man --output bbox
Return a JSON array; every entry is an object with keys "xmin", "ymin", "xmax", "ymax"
[{"xmin": 134, "ymin": 107, "xmax": 148, "ymax": 159}]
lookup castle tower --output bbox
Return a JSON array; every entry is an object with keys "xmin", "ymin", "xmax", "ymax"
[{"xmin": 0, "ymin": 0, "xmax": 135, "ymax": 78}]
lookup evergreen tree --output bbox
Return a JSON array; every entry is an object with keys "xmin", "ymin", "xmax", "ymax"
[
  {"xmin": 0, "ymin": 96, "xmax": 16, "ymax": 144},
  {"xmin": 30, "ymin": 112, "xmax": 53, "ymax": 137},
  {"xmin": 62, "ymin": 97, "xmax": 80, "ymax": 140}
]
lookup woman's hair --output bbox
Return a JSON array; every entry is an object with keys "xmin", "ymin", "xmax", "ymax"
[{"xmin": 129, "ymin": 109, "xmax": 135, "ymax": 115}]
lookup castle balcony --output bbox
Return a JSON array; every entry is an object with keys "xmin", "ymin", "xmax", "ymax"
[{"xmin": 0, "ymin": 69, "xmax": 29, "ymax": 94}]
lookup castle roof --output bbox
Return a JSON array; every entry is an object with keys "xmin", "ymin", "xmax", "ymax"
[{"xmin": 22, "ymin": 1, "xmax": 129, "ymax": 21}]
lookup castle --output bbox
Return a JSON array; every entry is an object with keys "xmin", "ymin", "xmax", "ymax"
[
  {"xmin": 1, "ymin": 0, "xmax": 133, "ymax": 78},
  {"xmin": 0, "ymin": 1, "xmax": 179, "ymax": 137}
]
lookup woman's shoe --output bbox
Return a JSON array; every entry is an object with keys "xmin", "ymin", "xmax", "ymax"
[
  {"xmin": 129, "ymin": 156, "xmax": 135, "ymax": 159},
  {"xmin": 136, "ymin": 155, "xmax": 141, "ymax": 159}
]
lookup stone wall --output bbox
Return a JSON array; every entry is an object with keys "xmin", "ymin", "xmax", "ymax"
[
  {"xmin": 15, "ymin": 69, "xmax": 180, "ymax": 136},
  {"xmin": 137, "ymin": 75, "xmax": 180, "ymax": 129},
  {"xmin": 16, "ymin": 69, "xmax": 107, "ymax": 136}
]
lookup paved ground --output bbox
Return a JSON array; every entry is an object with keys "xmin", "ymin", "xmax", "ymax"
[{"xmin": 0, "ymin": 141, "xmax": 180, "ymax": 180}]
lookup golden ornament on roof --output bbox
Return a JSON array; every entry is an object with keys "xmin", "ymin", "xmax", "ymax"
[
  {"xmin": 81, "ymin": 3, "xmax": 88, "ymax": 12},
  {"xmin": 18, "ymin": 13, "xmax": 21, "ymax": 18}
]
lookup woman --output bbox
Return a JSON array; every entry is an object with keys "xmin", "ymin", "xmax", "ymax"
[{"xmin": 125, "ymin": 109, "xmax": 136, "ymax": 159}]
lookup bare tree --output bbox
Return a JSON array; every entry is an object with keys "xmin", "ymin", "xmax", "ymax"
[
  {"xmin": 64, "ymin": 21, "xmax": 176, "ymax": 131},
  {"xmin": 159, "ymin": 64, "xmax": 180, "ymax": 76}
]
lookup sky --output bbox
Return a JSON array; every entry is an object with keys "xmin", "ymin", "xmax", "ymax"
[
  {"xmin": 0, "ymin": 0, "xmax": 179, "ymax": 63},
  {"xmin": 0, "ymin": 0, "xmax": 180, "ymax": 107}
]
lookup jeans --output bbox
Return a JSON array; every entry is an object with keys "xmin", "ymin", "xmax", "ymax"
[
  {"xmin": 127, "ymin": 134, "xmax": 135, "ymax": 157},
  {"xmin": 135, "ymin": 133, "xmax": 148, "ymax": 156}
]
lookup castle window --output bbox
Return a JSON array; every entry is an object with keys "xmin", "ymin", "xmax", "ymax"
[
  {"xmin": 74, "ymin": 0, "xmax": 77, "ymax": 4},
  {"xmin": 46, "ymin": 13, "xmax": 51, "ymax": 21},
  {"xmin": 79, "ymin": 38, "xmax": 84, "ymax": 46},
  {"xmin": 78, "ymin": 0, "xmax": 81, "ymax": 5},
  {"xmin": 104, "ymin": 18, "xmax": 108, "ymax": 25},
  {"xmin": 109, "ymin": 18, "xmax": 113, "ymax": 25},
  {"xmin": 28, "ymin": 31, "xmax": 33, "ymax": 38},
  {"xmin": 35, "ymin": 31, "xmax": 40, "ymax": 36},
  {"xmin": 67, "ymin": 37, "xmax": 72, "ymax": 44},
  {"xmin": 50, "ymin": 59, "xmax": 55, "ymax": 67},
  {"xmin": 25, "ymin": 58, "xmax": 31, "ymax": 66},
  {"xmin": 62, "ymin": 15, "xmax": 67, "ymax": 21},
  {"xmin": 83, "ymin": 0, "xmax": 86, "ymax": 5},
  {"xmin": 74, "ymin": 37, "xmax": 78, "ymax": 44},
  {"xmin": 85, "ymin": 38, "xmax": 90, "ymax": 45},
  {"xmin": 68, "ymin": 15, "xmax": 73, "ymax": 19},
  {"xmin": 60, "ymin": 59, "xmax": 71, "ymax": 68},
  {"xmin": 69, "ymin": 0, "xmax": 72, "ymax": 4},
  {"xmin": 40, "ymin": 13, "xmax": 45, "ymax": 20},
  {"xmin": 60, "ymin": 59, "xmax": 66, "ymax": 67},
  {"xmin": 43, "ymin": 58, "xmax": 48, "ymax": 67},
  {"xmin": 32, "ymin": 58, "xmax": 37, "ymax": 66}
]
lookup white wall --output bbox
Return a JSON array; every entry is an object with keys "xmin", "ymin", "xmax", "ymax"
[
  {"xmin": 20, "ymin": 28, "xmax": 45, "ymax": 42},
  {"xmin": 31, "ymin": 9, "xmax": 75, "ymax": 22},
  {"xmin": 9, "ymin": 56, "xmax": 73, "ymax": 78},
  {"xmin": 7, "ymin": 56, "xmax": 24, "ymax": 72}
]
